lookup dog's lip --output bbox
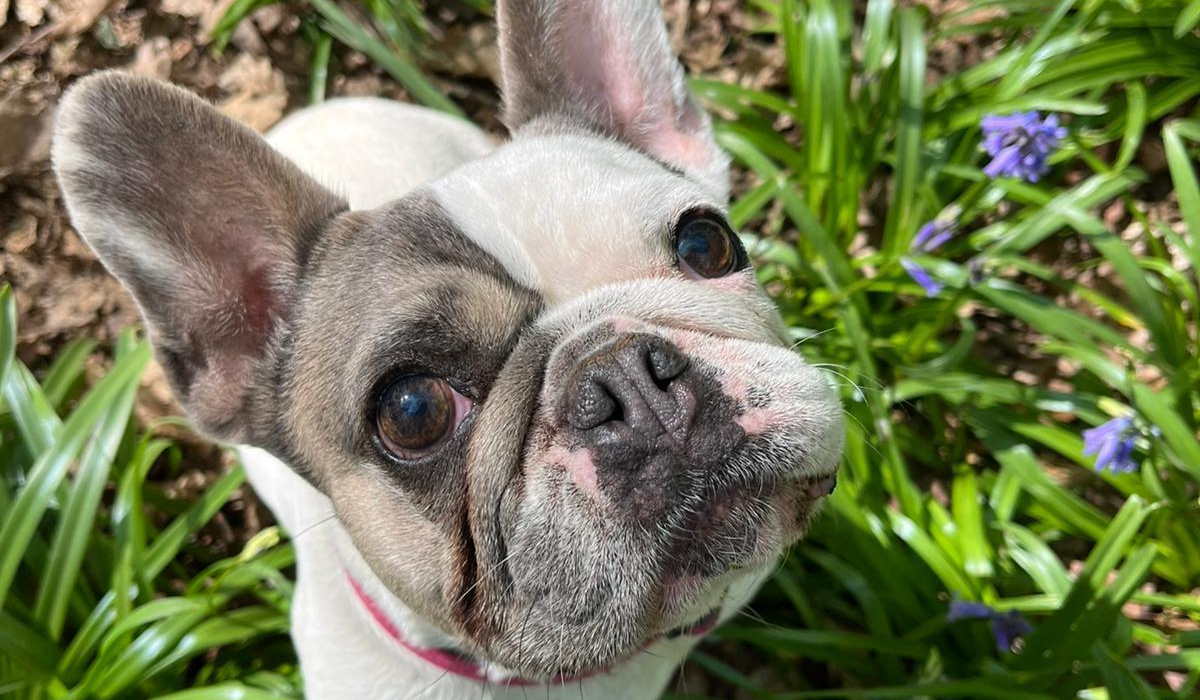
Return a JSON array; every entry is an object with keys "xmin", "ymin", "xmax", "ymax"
[
  {"xmin": 798, "ymin": 471, "xmax": 838, "ymax": 500},
  {"xmin": 663, "ymin": 606, "xmax": 722, "ymax": 639}
]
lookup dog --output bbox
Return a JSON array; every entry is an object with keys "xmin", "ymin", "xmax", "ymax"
[{"xmin": 52, "ymin": 0, "xmax": 844, "ymax": 697}]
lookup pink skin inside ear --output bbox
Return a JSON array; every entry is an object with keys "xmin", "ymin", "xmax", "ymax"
[{"xmin": 558, "ymin": 2, "xmax": 712, "ymax": 173}]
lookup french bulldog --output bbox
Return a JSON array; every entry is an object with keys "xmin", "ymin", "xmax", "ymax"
[{"xmin": 52, "ymin": 0, "xmax": 844, "ymax": 697}]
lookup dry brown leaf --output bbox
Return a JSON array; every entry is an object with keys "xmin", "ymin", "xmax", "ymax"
[
  {"xmin": 128, "ymin": 36, "xmax": 172, "ymax": 79},
  {"xmin": 427, "ymin": 22, "xmax": 499, "ymax": 83},
  {"xmin": 159, "ymin": 0, "xmax": 208, "ymax": 18},
  {"xmin": 48, "ymin": 0, "xmax": 111, "ymax": 36},
  {"xmin": 216, "ymin": 53, "xmax": 286, "ymax": 132},
  {"xmin": 0, "ymin": 96, "xmax": 53, "ymax": 180},
  {"xmin": 251, "ymin": 3, "xmax": 283, "ymax": 33},
  {"xmin": 158, "ymin": 0, "xmax": 233, "ymax": 41},
  {"xmin": 15, "ymin": 0, "xmax": 47, "ymax": 26},
  {"xmin": 199, "ymin": 0, "xmax": 235, "ymax": 38},
  {"xmin": 5, "ymin": 215, "xmax": 39, "ymax": 254}
]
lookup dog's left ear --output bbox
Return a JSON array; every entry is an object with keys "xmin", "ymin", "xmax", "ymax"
[
  {"xmin": 53, "ymin": 72, "xmax": 347, "ymax": 443},
  {"xmin": 496, "ymin": 0, "xmax": 729, "ymax": 198}
]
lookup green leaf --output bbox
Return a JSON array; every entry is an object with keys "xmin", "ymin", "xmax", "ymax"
[
  {"xmin": 0, "ymin": 342, "xmax": 151, "ymax": 603},
  {"xmin": 991, "ymin": 444, "xmax": 1107, "ymax": 541},
  {"xmin": 1175, "ymin": 0, "xmax": 1200, "ymax": 39},
  {"xmin": 152, "ymin": 684, "xmax": 289, "ymax": 700},
  {"xmin": 89, "ymin": 608, "xmax": 210, "ymax": 698},
  {"xmin": 143, "ymin": 466, "xmax": 246, "ymax": 579},
  {"xmin": 4, "ymin": 362, "xmax": 63, "ymax": 456},
  {"xmin": 57, "ymin": 592, "xmax": 119, "ymax": 682},
  {"xmin": 1162, "ymin": 120, "xmax": 1200, "ymax": 276},
  {"xmin": 888, "ymin": 511, "xmax": 977, "ymax": 597},
  {"xmin": 882, "ymin": 9, "xmax": 925, "ymax": 258},
  {"xmin": 718, "ymin": 625, "xmax": 926, "ymax": 659},
  {"xmin": 951, "ymin": 467, "xmax": 993, "ymax": 578},
  {"xmin": 0, "ymin": 609, "xmax": 62, "ymax": 677},
  {"xmin": 1091, "ymin": 641, "xmax": 1156, "ymax": 700},
  {"xmin": 1018, "ymin": 497, "xmax": 1154, "ymax": 669},
  {"xmin": 35, "ymin": 339, "xmax": 147, "ymax": 639},
  {"xmin": 308, "ymin": 31, "xmax": 333, "ymax": 105},
  {"xmin": 1003, "ymin": 524, "xmax": 1071, "ymax": 597},
  {"xmin": 0, "ymin": 285, "xmax": 14, "ymax": 405},
  {"xmin": 307, "ymin": 0, "xmax": 462, "ymax": 116},
  {"xmin": 40, "ymin": 338, "xmax": 97, "ymax": 409},
  {"xmin": 1131, "ymin": 384, "xmax": 1200, "ymax": 478},
  {"xmin": 860, "ymin": 0, "xmax": 893, "ymax": 76},
  {"xmin": 1114, "ymin": 81, "xmax": 1147, "ymax": 172}
]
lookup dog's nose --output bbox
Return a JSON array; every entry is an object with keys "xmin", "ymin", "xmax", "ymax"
[{"xmin": 566, "ymin": 333, "xmax": 692, "ymax": 436}]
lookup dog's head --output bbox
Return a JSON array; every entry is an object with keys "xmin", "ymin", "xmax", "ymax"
[{"xmin": 53, "ymin": 0, "xmax": 843, "ymax": 678}]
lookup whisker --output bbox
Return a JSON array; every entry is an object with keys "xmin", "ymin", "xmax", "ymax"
[
  {"xmin": 787, "ymin": 326, "xmax": 838, "ymax": 348},
  {"xmin": 287, "ymin": 513, "xmax": 337, "ymax": 542},
  {"xmin": 406, "ymin": 667, "xmax": 452, "ymax": 699}
]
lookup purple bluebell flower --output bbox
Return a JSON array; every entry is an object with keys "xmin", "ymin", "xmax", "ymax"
[
  {"xmin": 1082, "ymin": 415, "xmax": 1139, "ymax": 474},
  {"xmin": 947, "ymin": 600, "xmax": 994, "ymax": 622},
  {"xmin": 912, "ymin": 219, "xmax": 956, "ymax": 253},
  {"xmin": 901, "ymin": 257, "xmax": 943, "ymax": 296},
  {"xmin": 980, "ymin": 111, "xmax": 1067, "ymax": 182},
  {"xmin": 947, "ymin": 600, "xmax": 1032, "ymax": 653},
  {"xmin": 991, "ymin": 610, "xmax": 1034, "ymax": 651},
  {"xmin": 902, "ymin": 216, "xmax": 957, "ymax": 296}
]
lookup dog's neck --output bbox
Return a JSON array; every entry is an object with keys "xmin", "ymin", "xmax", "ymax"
[{"xmin": 239, "ymin": 446, "xmax": 702, "ymax": 699}]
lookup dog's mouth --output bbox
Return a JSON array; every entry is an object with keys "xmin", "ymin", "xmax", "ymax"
[
  {"xmin": 664, "ymin": 605, "xmax": 723, "ymax": 639},
  {"xmin": 662, "ymin": 470, "xmax": 838, "ymax": 579}
]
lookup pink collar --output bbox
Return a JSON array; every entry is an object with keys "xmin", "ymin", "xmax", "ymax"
[{"xmin": 345, "ymin": 572, "xmax": 600, "ymax": 687}]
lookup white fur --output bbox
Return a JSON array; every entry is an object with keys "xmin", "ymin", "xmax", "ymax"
[
  {"xmin": 429, "ymin": 133, "xmax": 723, "ymax": 301},
  {"xmin": 267, "ymin": 98, "xmax": 496, "ymax": 210},
  {"xmin": 259, "ymin": 99, "xmax": 767, "ymax": 699}
]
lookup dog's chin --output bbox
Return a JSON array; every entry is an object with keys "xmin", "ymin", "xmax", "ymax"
[{"xmin": 476, "ymin": 478, "xmax": 831, "ymax": 680}]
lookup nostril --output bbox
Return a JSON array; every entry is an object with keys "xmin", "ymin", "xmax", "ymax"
[
  {"xmin": 646, "ymin": 339, "xmax": 688, "ymax": 391},
  {"xmin": 569, "ymin": 378, "xmax": 620, "ymax": 430}
]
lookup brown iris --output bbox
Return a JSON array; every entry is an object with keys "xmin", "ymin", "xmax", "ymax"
[
  {"xmin": 375, "ymin": 374, "xmax": 455, "ymax": 458},
  {"xmin": 675, "ymin": 212, "xmax": 738, "ymax": 278}
]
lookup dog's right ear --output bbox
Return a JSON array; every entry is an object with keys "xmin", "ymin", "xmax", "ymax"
[
  {"xmin": 53, "ymin": 72, "xmax": 347, "ymax": 442},
  {"xmin": 495, "ymin": 0, "xmax": 729, "ymax": 198}
]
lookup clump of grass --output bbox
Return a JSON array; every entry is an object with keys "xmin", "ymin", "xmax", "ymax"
[
  {"xmin": 0, "ymin": 287, "xmax": 299, "ymax": 699},
  {"xmin": 685, "ymin": 0, "xmax": 1200, "ymax": 697}
]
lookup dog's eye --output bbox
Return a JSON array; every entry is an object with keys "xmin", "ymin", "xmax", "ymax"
[
  {"xmin": 375, "ymin": 375, "xmax": 471, "ymax": 459},
  {"xmin": 674, "ymin": 211, "xmax": 740, "ymax": 279}
]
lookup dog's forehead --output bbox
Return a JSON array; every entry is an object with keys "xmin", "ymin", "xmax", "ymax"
[{"xmin": 427, "ymin": 132, "xmax": 724, "ymax": 304}]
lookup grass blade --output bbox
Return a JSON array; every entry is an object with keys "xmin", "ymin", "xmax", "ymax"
[
  {"xmin": 33, "ymin": 337, "xmax": 147, "ymax": 639},
  {"xmin": 0, "ymin": 342, "xmax": 151, "ymax": 603}
]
